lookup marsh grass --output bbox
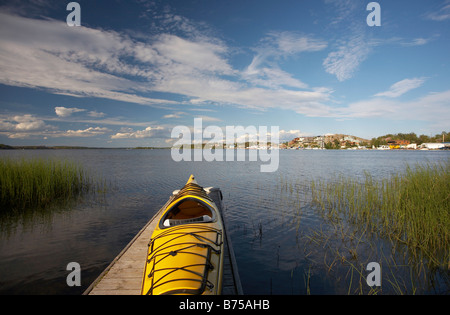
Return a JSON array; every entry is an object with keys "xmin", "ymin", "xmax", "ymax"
[
  {"xmin": 310, "ymin": 161, "xmax": 450, "ymax": 271},
  {"xmin": 0, "ymin": 157, "xmax": 101, "ymax": 212},
  {"xmin": 268, "ymin": 162, "xmax": 449, "ymax": 294}
]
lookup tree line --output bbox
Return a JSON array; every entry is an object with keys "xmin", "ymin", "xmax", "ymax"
[{"xmin": 370, "ymin": 131, "xmax": 449, "ymax": 147}]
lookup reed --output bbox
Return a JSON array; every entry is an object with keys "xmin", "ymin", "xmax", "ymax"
[
  {"xmin": 0, "ymin": 157, "xmax": 96, "ymax": 211},
  {"xmin": 311, "ymin": 161, "xmax": 450, "ymax": 270}
]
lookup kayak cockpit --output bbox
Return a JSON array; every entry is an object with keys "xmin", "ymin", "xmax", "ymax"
[{"xmin": 160, "ymin": 197, "xmax": 216, "ymax": 228}]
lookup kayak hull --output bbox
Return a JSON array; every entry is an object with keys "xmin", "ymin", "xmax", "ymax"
[{"xmin": 141, "ymin": 175, "xmax": 224, "ymax": 295}]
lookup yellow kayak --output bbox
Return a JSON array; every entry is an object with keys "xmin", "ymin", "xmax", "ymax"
[{"xmin": 141, "ymin": 175, "xmax": 224, "ymax": 295}]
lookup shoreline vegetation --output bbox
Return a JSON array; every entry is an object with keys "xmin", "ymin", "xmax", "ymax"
[
  {"xmin": 310, "ymin": 162, "xmax": 450, "ymax": 269},
  {"xmin": 308, "ymin": 161, "xmax": 450, "ymax": 293},
  {"xmin": 271, "ymin": 160, "xmax": 449, "ymax": 294},
  {"xmin": 0, "ymin": 157, "xmax": 103, "ymax": 212}
]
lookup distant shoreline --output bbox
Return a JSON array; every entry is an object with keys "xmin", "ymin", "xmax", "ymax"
[
  {"xmin": 2, "ymin": 132, "xmax": 448, "ymax": 151},
  {"xmin": 0, "ymin": 144, "xmax": 170, "ymax": 150},
  {"xmin": 1, "ymin": 144, "xmax": 449, "ymax": 151}
]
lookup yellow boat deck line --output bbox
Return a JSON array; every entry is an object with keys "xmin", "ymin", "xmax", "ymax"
[{"xmin": 83, "ymin": 187, "xmax": 242, "ymax": 295}]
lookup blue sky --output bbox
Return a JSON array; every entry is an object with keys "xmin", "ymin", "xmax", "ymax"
[{"xmin": 0, "ymin": 0, "xmax": 449, "ymax": 147}]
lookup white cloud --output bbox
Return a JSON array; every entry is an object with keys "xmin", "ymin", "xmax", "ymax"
[
  {"xmin": 425, "ymin": 1, "xmax": 450, "ymax": 21},
  {"xmin": 324, "ymin": 0, "xmax": 360, "ymax": 25},
  {"xmin": 401, "ymin": 38, "xmax": 430, "ymax": 47},
  {"xmin": 1, "ymin": 8, "xmax": 444, "ymax": 133},
  {"xmin": 153, "ymin": 34, "xmax": 233, "ymax": 75},
  {"xmin": 262, "ymin": 31, "xmax": 328, "ymax": 57},
  {"xmin": 336, "ymin": 90, "xmax": 450, "ymax": 122},
  {"xmin": 111, "ymin": 126, "xmax": 166, "ymax": 139},
  {"xmin": 323, "ymin": 33, "xmax": 371, "ymax": 81},
  {"xmin": 0, "ymin": 114, "xmax": 52, "ymax": 132},
  {"xmin": 88, "ymin": 111, "xmax": 106, "ymax": 118},
  {"xmin": 334, "ymin": 98, "xmax": 399, "ymax": 118},
  {"xmin": 0, "ymin": 12, "xmax": 328, "ymax": 115},
  {"xmin": 14, "ymin": 115, "xmax": 46, "ymax": 131},
  {"xmin": 374, "ymin": 78, "xmax": 426, "ymax": 98},
  {"xmin": 0, "ymin": 120, "xmax": 15, "ymax": 131},
  {"xmin": 163, "ymin": 112, "xmax": 187, "ymax": 119},
  {"xmin": 0, "ymin": 12, "xmax": 176, "ymax": 106},
  {"xmin": 243, "ymin": 65, "xmax": 309, "ymax": 90},
  {"xmin": 196, "ymin": 115, "xmax": 221, "ymax": 122},
  {"xmin": 163, "ymin": 114, "xmax": 181, "ymax": 119},
  {"xmin": 243, "ymin": 32, "xmax": 326, "ymax": 90},
  {"xmin": 60, "ymin": 127, "xmax": 111, "ymax": 137},
  {"xmin": 321, "ymin": 0, "xmax": 374, "ymax": 82},
  {"xmin": 0, "ymin": 114, "xmax": 56, "ymax": 138},
  {"xmin": 0, "ymin": 113, "xmax": 116, "ymax": 139},
  {"xmin": 47, "ymin": 116, "xmax": 159, "ymax": 128},
  {"xmin": 0, "ymin": 11, "xmax": 336, "ymax": 118},
  {"xmin": 55, "ymin": 106, "xmax": 86, "ymax": 117}
]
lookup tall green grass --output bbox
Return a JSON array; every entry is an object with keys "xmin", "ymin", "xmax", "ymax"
[
  {"xmin": 311, "ymin": 161, "xmax": 450, "ymax": 269},
  {"xmin": 0, "ymin": 157, "xmax": 95, "ymax": 211}
]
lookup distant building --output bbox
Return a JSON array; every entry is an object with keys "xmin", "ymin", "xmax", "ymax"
[
  {"xmin": 387, "ymin": 140, "xmax": 410, "ymax": 149},
  {"xmin": 344, "ymin": 136, "xmax": 360, "ymax": 143},
  {"xmin": 420, "ymin": 143, "xmax": 445, "ymax": 150}
]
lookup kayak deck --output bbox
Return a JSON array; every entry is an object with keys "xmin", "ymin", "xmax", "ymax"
[{"xmin": 83, "ymin": 187, "xmax": 242, "ymax": 295}]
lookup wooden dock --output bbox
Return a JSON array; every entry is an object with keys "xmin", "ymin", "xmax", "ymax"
[{"xmin": 83, "ymin": 187, "xmax": 243, "ymax": 295}]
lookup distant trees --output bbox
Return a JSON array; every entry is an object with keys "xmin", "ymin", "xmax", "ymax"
[
  {"xmin": 370, "ymin": 131, "xmax": 449, "ymax": 147},
  {"xmin": 324, "ymin": 139, "xmax": 341, "ymax": 149}
]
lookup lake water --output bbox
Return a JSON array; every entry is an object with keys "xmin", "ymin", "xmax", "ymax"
[{"xmin": 0, "ymin": 149, "xmax": 448, "ymax": 294}]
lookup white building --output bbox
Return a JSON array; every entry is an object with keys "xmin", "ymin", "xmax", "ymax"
[{"xmin": 420, "ymin": 143, "xmax": 445, "ymax": 150}]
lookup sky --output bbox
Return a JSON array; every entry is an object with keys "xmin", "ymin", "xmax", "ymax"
[{"xmin": 0, "ymin": 0, "xmax": 449, "ymax": 147}]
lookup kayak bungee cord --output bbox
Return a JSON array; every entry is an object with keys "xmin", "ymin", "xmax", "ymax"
[
  {"xmin": 144, "ymin": 227, "xmax": 222, "ymax": 295},
  {"xmin": 144, "ymin": 244, "xmax": 216, "ymax": 295},
  {"xmin": 149, "ymin": 225, "xmax": 223, "ymax": 250}
]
